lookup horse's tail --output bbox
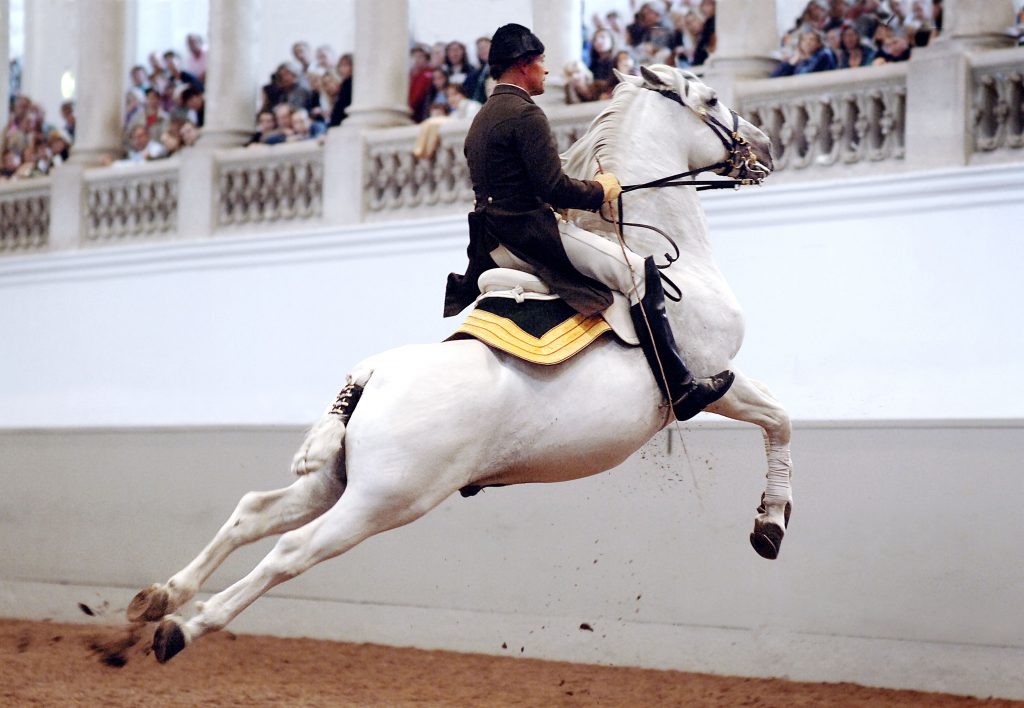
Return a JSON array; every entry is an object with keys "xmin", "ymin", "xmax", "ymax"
[{"xmin": 290, "ymin": 366, "xmax": 373, "ymax": 478}]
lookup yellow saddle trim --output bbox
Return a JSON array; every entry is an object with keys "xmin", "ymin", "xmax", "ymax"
[{"xmin": 454, "ymin": 308, "xmax": 612, "ymax": 365}]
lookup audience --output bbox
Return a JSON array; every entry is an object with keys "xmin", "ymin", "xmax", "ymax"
[{"xmin": 771, "ymin": 28, "xmax": 837, "ymax": 76}]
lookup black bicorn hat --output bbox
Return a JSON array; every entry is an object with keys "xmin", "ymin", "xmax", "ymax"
[{"xmin": 488, "ymin": 23, "xmax": 545, "ymax": 68}]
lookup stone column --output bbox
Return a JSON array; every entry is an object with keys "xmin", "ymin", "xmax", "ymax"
[
  {"xmin": 68, "ymin": 0, "xmax": 126, "ymax": 165},
  {"xmin": 200, "ymin": 0, "xmax": 261, "ymax": 148},
  {"xmin": 904, "ymin": 0, "xmax": 1016, "ymax": 170},
  {"xmin": 940, "ymin": 0, "xmax": 1017, "ymax": 50},
  {"xmin": 702, "ymin": 0, "xmax": 779, "ymax": 105},
  {"xmin": 531, "ymin": 0, "xmax": 581, "ymax": 105},
  {"xmin": 344, "ymin": 0, "xmax": 411, "ymax": 127},
  {"xmin": 0, "ymin": 0, "xmax": 9, "ymax": 133}
]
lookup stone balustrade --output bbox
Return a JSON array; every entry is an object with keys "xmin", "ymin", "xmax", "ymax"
[{"xmin": 1, "ymin": 46, "xmax": 1021, "ymax": 256}]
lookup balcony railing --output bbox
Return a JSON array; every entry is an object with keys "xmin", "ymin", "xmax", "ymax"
[{"xmin": 1, "ymin": 45, "xmax": 1021, "ymax": 255}]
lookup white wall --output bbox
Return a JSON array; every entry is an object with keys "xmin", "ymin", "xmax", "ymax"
[
  {"xmin": 1, "ymin": 163, "xmax": 1022, "ymax": 427},
  {"xmin": 2, "ymin": 421, "xmax": 1022, "ymax": 699}
]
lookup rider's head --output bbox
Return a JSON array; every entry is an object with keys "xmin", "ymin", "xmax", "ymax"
[{"xmin": 489, "ymin": 23, "xmax": 548, "ymax": 95}]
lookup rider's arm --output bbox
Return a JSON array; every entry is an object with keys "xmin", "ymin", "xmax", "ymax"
[{"xmin": 515, "ymin": 104, "xmax": 605, "ymax": 211}]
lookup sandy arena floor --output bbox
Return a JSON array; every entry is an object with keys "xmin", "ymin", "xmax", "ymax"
[{"xmin": 2, "ymin": 617, "xmax": 1020, "ymax": 707}]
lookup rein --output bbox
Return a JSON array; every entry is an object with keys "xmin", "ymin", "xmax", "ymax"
[{"xmin": 601, "ymin": 85, "xmax": 769, "ymax": 300}]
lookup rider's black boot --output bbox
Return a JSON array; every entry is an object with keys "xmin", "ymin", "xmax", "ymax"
[{"xmin": 630, "ymin": 257, "xmax": 735, "ymax": 421}]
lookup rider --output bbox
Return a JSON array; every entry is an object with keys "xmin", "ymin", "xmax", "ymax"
[{"xmin": 443, "ymin": 23, "xmax": 733, "ymax": 421}]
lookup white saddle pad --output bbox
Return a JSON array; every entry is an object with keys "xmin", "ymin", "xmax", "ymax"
[{"xmin": 477, "ymin": 266, "xmax": 639, "ymax": 345}]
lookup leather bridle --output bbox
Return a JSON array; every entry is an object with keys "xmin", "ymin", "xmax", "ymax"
[{"xmin": 600, "ymin": 83, "xmax": 771, "ymax": 300}]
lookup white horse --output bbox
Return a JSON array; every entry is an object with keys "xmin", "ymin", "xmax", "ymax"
[{"xmin": 129, "ymin": 64, "xmax": 792, "ymax": 663}]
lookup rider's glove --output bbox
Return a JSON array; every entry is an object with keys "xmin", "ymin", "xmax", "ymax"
[{"xmin": 595, "ymin": 172, "xmax": 622, "ymax": 203}]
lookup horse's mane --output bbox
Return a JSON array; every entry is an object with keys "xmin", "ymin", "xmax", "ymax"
[{"xmin": 560, "ymin": 81, "xmax": 644, "ymax": 180}]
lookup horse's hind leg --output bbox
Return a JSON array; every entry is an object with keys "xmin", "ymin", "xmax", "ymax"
[
  {"xmin": 151, "ymin": 479, "xmax": 451, "ymax": 663},
  {"xmin": 705, "ymin": 370, "xmax": 793, "ymax": 559},
  {"xmin": 128, "ymin": 464, "xmax": 345, "ymax": 622}
]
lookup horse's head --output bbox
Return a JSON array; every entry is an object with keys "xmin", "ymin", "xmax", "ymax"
[{"xmin": 614, "ymin": 65, "xmax": 774, "ymax": 183}]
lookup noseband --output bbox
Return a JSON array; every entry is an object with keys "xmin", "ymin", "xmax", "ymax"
[{"xmin": 601, "ymin": 84, "xmax": 770, "ymax": 299}]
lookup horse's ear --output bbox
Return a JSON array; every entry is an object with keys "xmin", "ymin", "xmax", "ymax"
[
  {"xmin": 640, "ymin": 65, "xmax": 667, "ymax": 87},
  {"xmin": 613, "ymin": 68, "xmax": 643, "ymax": 86}
]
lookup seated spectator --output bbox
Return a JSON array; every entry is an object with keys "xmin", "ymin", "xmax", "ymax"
[
  {"xmin": 127, "ymin": 88, "xmax": 168, "ymax": 143},
  {"xmin": 184, "ymin": 34, "xmax": 207, "ymax": 83},
  {"xmin": 771, "ymin": 29, "xmax": 837, "ymax": 76},
  {"xmin": 147, "ymin": 52, "xmax": 169, "ymax": 94},
  {"xmin": 837, "ymin": 21, "xmax": 876, "ymax": 67},
  {"xmin": 613, "ymin": 50, "xmax": 639, "ymax": 81},
  {"xmin": 47, "ymin": 128, "xmax": 72, "ymax": 165},
  {"xmin": 271, "ymin": 103, "xmax": 295, "ymax": 140},
  {"xmin": 905, "ymin": 0, "xmax": 936, "ymax": 46},
  {"xmin": 444, "ymin": 40, "xmax": 477, "ymax": 90},
  {"xmin": 14, "ymin": 142, "xmax": 45, "ymax": 179},
  {"xmin": 563, "ymin": 60, "xmax": 596, "ymax": 104},
  {"xmin": 429, "ymin": 67, "xmax": 451, "ymax": 114},
  {"xmin": 315, "ymin": 45, "xmax": 337, "ymax": 76},
  {"xmin": 429, "ymin": 42, "xmax": 446, "ymax": 69},
  {"xmin": 445, "ymin": 84, "xmax": 481, "ymax": 120},
  {"xmin": 124, "ymin": 89, "xmax": 143, "ymax": 130},
  {"xmin": 873, "ymin": 32, "xmax": 912, "ymax": 64},
  {"xmin": 287, "ymin": 108, "xmax": 326, "ymax": 142},
  {"xmin": 781, "ymin": 0, "xmax": 829, "ymax": 60},
  {"xmin": 158, "ymin": 119, "xmax": 184, "ymax": 156},
  {"xmin": 292, "ymin": 41, "xmax": 314, "ymax": 81},
  {"xmin": 261, "ymin": 62, "xmax": 314, "ymax": 113},
  {"xmin": 128, "ymin": 64, "xmax": 151, "ymax": 98}
]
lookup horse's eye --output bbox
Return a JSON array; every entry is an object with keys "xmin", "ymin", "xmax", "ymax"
[{"xmin": 707, "ymin": 96, "xmax": 719, "ymax": 108}]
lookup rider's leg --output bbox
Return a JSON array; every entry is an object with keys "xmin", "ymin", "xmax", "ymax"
[{"xmin": 557, "ymin": 221, "xmax": 734, "ymax": 421}]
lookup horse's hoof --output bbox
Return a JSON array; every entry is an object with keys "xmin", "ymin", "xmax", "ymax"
[
  {"xmin": 153, "ymin": 618, "xmax": 188, "ymax": 664},
  {"xmin": 749, "ymin": 520, "xmax": 784, "ymax": 559},
  {"xmin": 127, "ymin": 584, "xmax": 169, "ymax": 623}
]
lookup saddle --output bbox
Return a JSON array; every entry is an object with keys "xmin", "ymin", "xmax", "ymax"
[{"xmin": 447, "ymin": 268, "xmax": 638, "ymax": 365}]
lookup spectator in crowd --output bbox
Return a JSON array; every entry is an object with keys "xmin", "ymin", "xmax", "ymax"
[
  {"xmin": 429, "ymin": 67, "xmax": 451, "ymax": 114},
  {"xmin": 409, "ymin": 45, "xmax": 435, "ymax": 123},
  {"xmin": 315, "ymin": 45, "xmax": 337, "ymax": 76},
  {"xmin": 163, "ymin": 50, "xmax": 204, "ymax": 93},
  {"xmin": 316, "ymin": 70, "xmax": 341, "ymax": 123},
  {"xmin": 119, "ymin": 124, "xmax": 167, "ymax": 163},
  {"xmin": 445, "ymin": 83, "xmax": 482, "ymax": 120},
  {"xmin": 627, "ymin": 2, "xmax": 674, "ymax": 65},
  {"xmin": 147, "ymin": 51, "xmax": 169, "ymax": 94},
  {"xmin": 174, "ymin": 85, "xmax": 205, "ymax": 127},
  {"xmin": 613, "ymin": 50, "xmax": 639, "ymax": 81},
  {"xmin": 292, "ymin": 41, "xmax": 314, "ymax": 80},
  {"xmin": 179, "ymin": 120, "xmax": 201, "ymax": 148},
  {"xmin": 0, "ymin": 148, "xmax": 21, "ymax": 179},
  {"xmin": 158, "ymin": 117, "xmax": 185, "ymax": 156},
  {"xmin": 287, "ymin": 108, "xmax": 325, "ymax": 142},
  {"xmin": 588, "ymin": 27, "xmax": 618, "ymax": 87},
  {"xmin": 429, "ymin": 42, "xmax": 447, "ymax": 69},
  {"xmin": 332, "ymin": 53, "xmax": 353, "ymax": 127},
  {"xmin": 247, "ymin": 111, "xmax": 280, "ymax": 145},
  {"xmin": 873, "ymin": 31, "xmax": 912, "ymax": 63},
  {"xmin": 261, "ymin": 62, "xmax": 313, "ymax": 113},
  {"xmin": 691, "ymin": 0, "xmax": 717, "ymax": 66},
  {"xmin": 60, "ymin": 100, "xmax": 76, "ymax": 140},
  {"xmin": 47, "ymin": 128, "xmax": 72, "ymax": 164},
  {"xmin": 184, "ymin": 33, "xmax": 207, "ymax": 83},
  {"xmin": 444, "ymin": 40, "xmax": 478, "ymax": 90},
  {"xmin": 468, "ymin": 36, "xmax": 492, "ymax": 104},
  {"xmin": 671, "ymin": 9, "xmax": 706, "ymax": 68},
  {"xmin": 837, "ymin": 21, "xmax": 876, "ymax": 67},
  {"xmin": 564, "ymin": 60, "xmax": 596, "ymax": 104},
  {"xmin": 905, "ymin": 1, "xmax": 935, "ymax": 46},
  {"xmin": 771, "ymin": 28, "xmax": 837, "ymax": 76},
  {"xmin": 128, "ymin": 65, "xmax": 151, "ymax": 98},
  {"xmin": 128, "ymin": 88, "xmax": 169, "ymax": 143},
  {"xmin": 124, "ymin": 90, "xmax": 143, "ymax": 130},
  {"xmin": 271, "ymin": 102, "xmax": 294, "ymax": 140},
  {"xmin": 824, "ymin": 0, "xmax": 851, "ymax": 32}
]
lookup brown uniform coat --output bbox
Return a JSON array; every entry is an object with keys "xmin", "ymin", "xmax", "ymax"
[{"xmin": 443, "ymin": 84, "xmax": 612, "ymax": 317}]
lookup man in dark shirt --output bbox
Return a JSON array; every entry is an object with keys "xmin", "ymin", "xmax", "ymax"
[{"xmin": 444, "ymin": 23, "xmax": 732, "ymax": 421}]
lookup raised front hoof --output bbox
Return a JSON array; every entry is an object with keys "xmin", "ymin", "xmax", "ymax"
[
  {"xmin": 127, "ymin": 584, "xmax": 170, "ymax": 623},
  {"xmin": 153, "ymin": 618, "xmax": 188, "ymax": 664}
]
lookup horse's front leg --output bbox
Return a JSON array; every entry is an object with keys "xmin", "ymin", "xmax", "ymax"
[
  {"xmin": 705, "ymin": 370, "xmax": 793, "ymax": 559},
  {"xmin": 128, "ymin": 463, "xmax": 345, "ymax": 623}
]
